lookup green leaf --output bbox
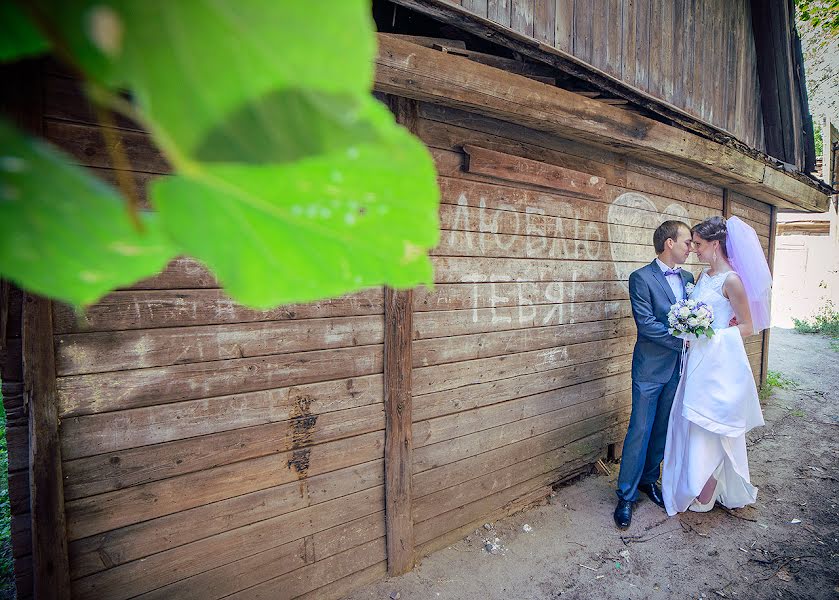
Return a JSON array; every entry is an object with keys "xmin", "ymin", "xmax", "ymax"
[
  {"xmin": 0, "ymin": 3, "xmax": 49, "ymax": 62},
  {"xmin": 41, "ymin": 0, "xmax": 377, "ymax": 160},
  {"xmin": 0, "ymin": 120, "xmax": 176, "ymax": 306},
  {"xmin": 151, "ymin": 101, "xmax": 440, "ymax": 307},
  {"xmin": 32, "ymin": 1, "xmax": 441, "ymax": 308}
]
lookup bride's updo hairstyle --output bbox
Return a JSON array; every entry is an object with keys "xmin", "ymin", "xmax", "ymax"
[{"xmin": 691, "ymin": 216, "xmax": 729, "ymax": 258}]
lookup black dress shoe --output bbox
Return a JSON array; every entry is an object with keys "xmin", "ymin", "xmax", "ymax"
[
  {"xmin": 638, "ymin": 483, "xmax": 665, "ymax": 508},
  {"xmin": 614, "ymin": 499, "xmax": 633, "ymax": 529}
]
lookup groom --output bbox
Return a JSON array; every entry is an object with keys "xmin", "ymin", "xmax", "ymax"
[{"xmin": 614, "ymin": 220, "xmax": 694, "ymax": 529}]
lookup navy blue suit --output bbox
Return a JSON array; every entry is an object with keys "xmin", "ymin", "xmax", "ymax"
[{"xmin": 617, "ymin": 260, "xmax": 695, "ymax": 502}]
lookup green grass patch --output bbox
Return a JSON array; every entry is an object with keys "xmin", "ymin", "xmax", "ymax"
[
  {"xmin": 793, "ymin": 299, "xmax": 839, "ymax": 340},
  {"xmin": 759, "ymin": 370, "xmax": 797, "ymax": 401}
]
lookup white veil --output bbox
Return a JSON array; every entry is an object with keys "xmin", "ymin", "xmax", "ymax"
[{"xmin": 725, "ymin": 216, "xmax": 773, "ymax": 334}]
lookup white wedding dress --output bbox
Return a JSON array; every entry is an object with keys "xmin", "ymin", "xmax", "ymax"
[{"xmin": 662, "ymin": 269, "xmax": 765, "ymax": 516}]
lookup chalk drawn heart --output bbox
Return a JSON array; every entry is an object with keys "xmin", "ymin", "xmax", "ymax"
[{"xmin": 609, "ymin": 191, "xmax": 691, "ymax": 288}]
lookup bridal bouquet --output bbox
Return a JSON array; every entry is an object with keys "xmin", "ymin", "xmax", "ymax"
[{"xmin": 667, "ymin": 298, "xmax": 715, "ymax": 340}]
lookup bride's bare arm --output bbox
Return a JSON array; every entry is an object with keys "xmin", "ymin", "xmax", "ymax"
[{"xmin": 723, "ymin": 273, "xmax": 754, "ymax": 338}]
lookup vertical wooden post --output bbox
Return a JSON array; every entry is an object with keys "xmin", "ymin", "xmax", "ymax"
[
  {"xmin": 722, "ymin": 188, "xmax": 732, "ymax": 219},
  {"xmin": 383, "ymin": 287, "xmax": 415, "ymax": 575},
  {"xmin": 760, "ymin": 204, "xmax": 778, "ymax": 387},
  {"xmin": 383, "ymin": 95, "xmax": 419, "ymax": 575},
  {"xmin": 23, "ymin": 295, "xmax": 71, "ymax": 599},
  {"xmin": 3, "ymin": 58, "xmax": 71, "ymax": 598}
]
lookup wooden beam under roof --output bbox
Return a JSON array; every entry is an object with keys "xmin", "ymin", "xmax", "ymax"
[
  {"xmin": 384, "ymin": 0, "xmax": 831, "ymax": 205},
  {"xmin": 374, "ymin": 33, "xmax": 830, "ymax": 212}
]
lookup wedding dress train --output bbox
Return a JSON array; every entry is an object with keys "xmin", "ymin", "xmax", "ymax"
[{"xmin": 661, "ymin": 269, "xmax": 765, "ymax": 516}]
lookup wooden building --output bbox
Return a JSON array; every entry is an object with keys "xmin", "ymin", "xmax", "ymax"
[{"xmin": 1, "ymin": 1, "xmax": 832, "ymax": 599}]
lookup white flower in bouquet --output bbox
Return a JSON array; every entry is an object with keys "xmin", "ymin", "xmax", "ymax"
[{"xmin": 667, "ymin": 298, "xmax": 715, "ymax": 340}]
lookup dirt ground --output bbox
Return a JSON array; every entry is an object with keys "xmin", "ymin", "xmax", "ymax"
[{"xmin": 347, "ymin": 327, "xmax": 839, "ymax": 600}]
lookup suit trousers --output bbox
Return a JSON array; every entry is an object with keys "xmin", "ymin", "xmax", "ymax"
[{"xmin": 616, "ymin": 362, "xmax": 681, "ymax": 502}]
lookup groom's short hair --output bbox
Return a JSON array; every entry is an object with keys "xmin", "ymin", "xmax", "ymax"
[{"xmin": 653, "ymin": 220, "xmax": 690, "ymax": 254}]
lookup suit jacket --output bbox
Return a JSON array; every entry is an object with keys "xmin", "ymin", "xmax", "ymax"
[{"xmin": 629, "ymin": 260, "xmax": 696, "ymax": 384}]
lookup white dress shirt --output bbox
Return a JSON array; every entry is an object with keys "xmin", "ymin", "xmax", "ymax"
[{"xmin": 656, "ymin": 258, "xmax": 685, "ymax": 300}]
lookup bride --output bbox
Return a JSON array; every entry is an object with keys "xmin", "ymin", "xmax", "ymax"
[{"xmin": 662, "ymin": 216, "xmax": 772, "ymax": 515}]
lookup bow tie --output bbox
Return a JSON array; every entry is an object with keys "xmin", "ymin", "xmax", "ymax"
[{"xmin": 663, "ymin": 268, "xmax": 681, "ymax": 276}]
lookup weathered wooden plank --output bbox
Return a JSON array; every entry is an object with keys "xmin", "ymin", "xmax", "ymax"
[
  {"xmin": 11, "ymin": 513, "xmax": 31, "ymax": 560},
  {"xmin": 634, "ymin": 0, "xmax": 651, "ymax": 90},
  {"xmin": 511, "ymin": 0, "xmax": 535, "ymax": 38},
  {"xmin": 43, "ymin": 73, "xmax": 143, "ymax": 132},
  {"xmin": 434, "ymin": 228, "xmax": 666, "ymax": 262},
  {"xmin": 436, "ymin": 175, "xmax": 714, "ymax": 232},
  {"xmin": 6, "ymin": 425, "xmax": 28, "ymax": 472},
  {"xmin": 22, "ymin": 294, "xmax": 71, "ymax": 599},
  {"xmin": 572, "ymin": 0, "xmax": 593, "ymax": 62},
  {"xmin": 605, "ymin": 0, "xmax": 623, "ymax": 78},
  {"xmin": 413, "ymin": 299, "xmax": 632, "ymax": 340},
  {"xmin": 435, "ymin": 188, "xmax": 718, "ymax": 256},
  {"xmin": 72, "ymin": 492, "xmax": 385, "ymax": 600},
  {"xmin": 62, "ymin": 404, "xmax": 382, "ymax": 488},
  {"xmin": 418, "ymin": 115, "xmax": 627, "ymax": 184},
  {"xmin": 295, "ymin": 562, "xmax": 387, "ymax": 600},
  {"xmin": 412, "ymin": 335, "xmax": 633, "ymax": 397},
  {"xmin": 554, "ymin": 0, "xmax": 574, "ymax": 53},
  {"xmin": 53, "ymin": 287, "xmax": 383, "ymax": 334},
  {"xmin": 462, "ymin": 144, "xmax": 605, "ymax": 198},
  {"xmin": 7, "ymin": 470, "xmax": 30, "ymax": 517},
  {"xmin": 68, "ymin": 460, "xmax": 384, "ymax": 579},
  {"xmin": 414, "ymin": 422, "xmax": 627, "ymax": 546},
  {"xmin": 729, "ymin": 193, "xmax": 772, "ymax": 224},
  {"xmin": 430, "ymin": 256, "xmax": 643, "ymax": 284},
  {"xmin": 463, "ymin": 0, "xmax": 489, "ymax": 16},
  {"xmin": 60, "ymin": 374, "xmax": 383, "ymax": 458},
  {"xmin": 413, "ymin": 317, "xmax": 635, "ymax": 367},
  {"xmin": 414, "ymin": 406, "xmax": 630, "ymax": 521},
  {"xmin": 132, "ymin": 538, "xmax": 307, "ymax": 600},
  {"xmin": 64, "ymin": 430, "xmax": 385, "ymax": 540},
  {"xmin": 56, "ymin": 344, "xmax": 383, "ymax": 416},
  {"xmin": 378, "ymin": 33, "xmax": 467, "ymax": 50},
  {"xmin": 488, "ymin": 0, "xmax": 512, "ymax": 27},
  {"xmin": 414, "ymin": 380, "xmax": 631, "ymax": 458},
  {"xmin": 621, "ymin": 0, "xmax": 637, "ymax": 85},
  {"xmin": 533, "ymin": 0, "xmax": 555, "ymax": 45},
  {"xmin": 413, "ymin": 356, "xmax": 631, "ymax": 451},
  {"xmin": 129, "ymin": 257, "xmax": 218, "ymax": 289},
  {"xmin": 43, "ymin": 119, "xmax": 171, "ymax": 174},
  {"xmin": 413, "ymin": 281, "xmax": 628, "ymax": 311},
  {"xmin": 624, "ymin": 169, "xmax": 722, "ymax": 210},
  {"xmin": 220, "ymin": 538, "xmax": 386, "ymax": 600},
  {"xmin": 55, "ymin": 314, "xmax": 384, "ymax": 375},
  {"xmin": 383, "ymin": 284, "xmax": 414, "ymax": 575},
  {"xmin": 414, "ymin": 360, "xmax": 630, "ymax": 421},
  {"xmin": 414, "ymin": 391, "xmax": 628, "ymax": 498},
  {"xmin": 132, "ymin": 511, "xmax": 386, "ymax": 600},
  {"xmin": 659, "ymin": 0, "xmax": 674, "ymax": 102},
  {"xmin": 671, "ymin": 0, "xmax": 685, "ymax": 108}
]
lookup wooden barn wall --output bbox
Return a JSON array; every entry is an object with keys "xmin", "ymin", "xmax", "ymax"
[
  {"xmin": 37, "ymin": 63, "xmax": 389, "ymax": 600},
  {"xmin": 445, "ymin": 0, "xmax": 766, "ymax": 151},
  {"xmin": 4, "ymin": 61, "xmax": 774, "ymax": 599},
  {"xmin": 408, "ymin": 102, "xmax": 768, "ymax": 554}
]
